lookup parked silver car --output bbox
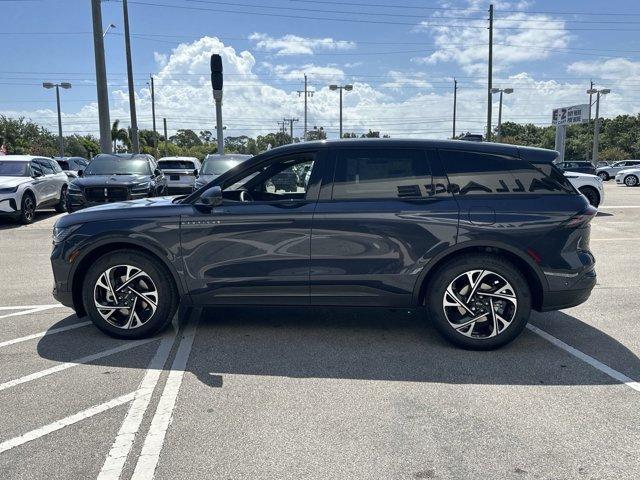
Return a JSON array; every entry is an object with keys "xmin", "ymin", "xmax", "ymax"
[
  {"xmin": 595, "ymin": 160, "xmax": 640, "ymax": 180},
  {"xmin": 0, "ymin": 155, "xmax": 68, "ymax": 224},
  {"xmin": 193, "ymin": 154, "xmax": 252, "ymax": 190},
  {"xmin": 157, "ymin": 156, "xmax": 201, "ymax": 194},
  {"xmin": 54, "ymin": 156, "xmax": 89, "ymax": 172}
]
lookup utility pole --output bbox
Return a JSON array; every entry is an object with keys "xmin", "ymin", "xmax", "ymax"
[
  {"xmin": 589, "ymin": 87, "xmax": 611, "ymax": 164},
  {"xmin": 283, "ymin": 117, "xmax": 299, "ymax": 143},
  {"xmin": 278, "ymin": 120, "xmax": 286, "ymax": 135},
  {"xmin": 486, "ymin": 4, "xmax": 494, "ymax": 142},
  {"xmin": 163, "ymin": 117, "xmax": 168, "ymax": 157},
  {"xmin": 150, "ymin": 75, "xmax": 157, "ymax": 157},
  {"xmin": 452, "ymin": 78, "xmax": 458, "ymax": 139},
  {"xmin": 296, "ymin": 74, "xmax": 313, "ymax": 141},
  {"xmin": 91, "ymin": 0, "xmax": 112, "ymax": 153},
  {"xmin": 122, "ymin": 0, "xmax": 139, "ymax": 153}
]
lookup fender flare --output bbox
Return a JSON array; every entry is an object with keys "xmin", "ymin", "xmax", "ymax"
[{"xmin": 410, "ymin": 240, "xmax": 548, "ymax": 306}]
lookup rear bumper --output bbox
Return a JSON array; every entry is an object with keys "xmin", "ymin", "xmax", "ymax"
[{"xmin": 538, "ymin": 266, "xmax": 596, "ymax": 311}]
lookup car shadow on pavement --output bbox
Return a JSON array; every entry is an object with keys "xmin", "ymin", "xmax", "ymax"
[
  {"xmin": 0, "ymin": 210, "xmax": 60, "ymax": 230},
  {"xmin": 37, "ymin": 306, "xmax": 640, "ymax": 388}
]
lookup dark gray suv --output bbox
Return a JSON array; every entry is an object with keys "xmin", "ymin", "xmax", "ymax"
[{"xmin": 51, "ymin": 139, "xmax": 596, "ymax": 349}]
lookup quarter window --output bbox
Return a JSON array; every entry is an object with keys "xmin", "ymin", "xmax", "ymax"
[
  {"xmin": 332, "ymin": 148, "xmax": 431, "ymax": 199},
  {"xmin": 441, "ymin": 150, "xmax": 573, "ymax": 195}
]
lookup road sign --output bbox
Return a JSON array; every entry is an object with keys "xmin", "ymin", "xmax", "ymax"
[{"xmin": 552, "ymin": 104, "xmax": 589, "ymax": 126}]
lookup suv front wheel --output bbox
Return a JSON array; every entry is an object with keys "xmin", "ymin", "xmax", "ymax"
[
  {"xmin": 82, "ymin": 250, "xmax": 179, "ymax": 338},
  {"xmin": 425, "ymin": 254, "xmax": 531, "ymax": 350}
]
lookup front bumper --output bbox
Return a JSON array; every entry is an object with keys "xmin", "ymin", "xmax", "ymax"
[
  {"xmin": 67, "ymin": 191, "xmax": 148, "ymax": 211},
  {"xmin": 0, "ymin": 194, "xmax": 18, "ymax": 214}
]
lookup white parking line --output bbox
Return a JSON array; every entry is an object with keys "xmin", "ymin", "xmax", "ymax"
[
  {"xmin": 0, "ymin": 321, "xmax": 91, "ymax": 349},
  {"xmin": 0, "ymin": 338, "xmax": 156, "ymax": 392},
  {"xmin": 527, "ymin": 324, "xmax": 640, "ymax": 393},
  {"xmin": 0, "ymin": 304, "xmax": 65, "ymax": 320},
  {"xmin": 590, "ymin": 237, "xmax": 640, "ymax": 241},
  {"xmin": 97, "ymin": 330, "xmax": 178, "ymax": 480},
  {"xmin": 131, "ymin": 320, "xmax": 199, "ymax": 480},
  {"xmin": 599, "ymin": 205, "xmax": 640, "ymax": 209},
  {"xmin": 0, "ymin": 392, "xmax": 136, "ymax": 454}
]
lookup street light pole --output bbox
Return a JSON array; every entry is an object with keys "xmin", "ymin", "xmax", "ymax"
[
  {"xmin": 149, "ymin": 75, "xmax": 157, "ymax": 157},
  {"xmin": 43, "ymin": 82, "xmax": 72, "ymax": 157},
  {"xmin": 122, "ymin": 0, "xmax": 140, "ymax": 153},
  {"xmin": 452, "ymin": 78, "xmax": 458, "ymax": 139},
  {"xmin": 329, "ymin": 84, "xmax": 353, "ymax": 139},
  {"xmin": 296, "ymin": 74, "xmax": 314, "ymax": 141},
  {"xmin": 91, "ymin": 0, "xmax": 112, "ymax": 154},
  {"xmin": 491, "ymin": 87, "xmax": 513, "ymax": 143}
]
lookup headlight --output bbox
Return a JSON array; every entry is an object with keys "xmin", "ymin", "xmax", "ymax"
[
  {"xmin": 52, "ymin": 224, "xmax": 82, "ymax": 244},
  {"xmin": 131, "ymin": 182, "xmax": 151, "ymax": 192},
  {"xmin": 0, "ymin": 185, "xmax": 18, "ymax": 194}
]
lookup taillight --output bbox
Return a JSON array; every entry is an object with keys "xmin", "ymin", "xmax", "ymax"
[{"xmin": 564, "ymin": 205, "xmax": 597, "ymax": 228}]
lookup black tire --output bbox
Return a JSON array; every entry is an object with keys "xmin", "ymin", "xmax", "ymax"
[
  {"xmin": 81, "ymin": 249, "xmax": 179, "ymax": 339},
  {"xmin": 579, "ymin": 186, "xmax": 600, "ymax": 207},
  {"xmin": 424, "ymin": 254, "xmax": 531, "ymax": 350},
  {"xmin": 55, "ymin": 186, "xmax": 68, "ymax": 213},
  {"xmin": 19, "ymin": 192, "xmax": 36, "ymax": 225},
  {"xmin": 597, "ymin": 172, "xmax": 609, "ymax": 181},
  {"xmin": 624, "ymin": 175, "xmax": 639, "ymax": 187}
]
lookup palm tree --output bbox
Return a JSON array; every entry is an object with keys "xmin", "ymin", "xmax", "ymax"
[{"xmin": 111, "ymin": 120, "xmax": 130, "ymax": 152}]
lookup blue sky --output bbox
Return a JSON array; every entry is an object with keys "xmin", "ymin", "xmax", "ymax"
[{"xmin": 2, "ymin": 0, "xmax": 640, "ymax": 139}]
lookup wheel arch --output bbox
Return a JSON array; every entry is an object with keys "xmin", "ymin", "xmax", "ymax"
[
  {"xmin": 413, "ymin": 242, "xmax": 546, "ymax": 311},
  {"xmin": 70, "ymin": 239, "xmax": 187, "ymax": 317},
  {"xmin": 578, "ymin": 185, "xmax": 600, "ymax": 205}
]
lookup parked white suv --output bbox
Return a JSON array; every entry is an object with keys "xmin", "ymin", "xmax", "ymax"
[
  {"xmin": 0, "ymin": 155, "xmax": 68, "ymax": 224},
  {"xmin": 565, "ymin": 171, "xmax": 604, "ymax": 208}
]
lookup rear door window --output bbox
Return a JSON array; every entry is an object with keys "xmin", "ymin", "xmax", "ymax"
[
  {"xmin": 37, "ymin": 159, "xmax": 54, "ymax": 175},
  {"xmin": 331, "ymin": 148, "xmax": 431, "ymax": 200}
]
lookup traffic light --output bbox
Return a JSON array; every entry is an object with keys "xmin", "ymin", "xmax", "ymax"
[{"xmin": 210, "ymin": 54, "xmax": 223, "ymax": 91}]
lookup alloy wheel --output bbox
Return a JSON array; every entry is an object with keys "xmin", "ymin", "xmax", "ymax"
[
  {"xmin": 93, "ymin": 264, "xmax": 158, "ymax": 329},
  {"xmin": 442, "ymin": 269, "xmax": 518, "ymax": 339},
  {"xmin": 598, "ymin": 172, "xmax": 608, "ymax": 181},
  {"xmin": 625, "ymin": 175, "xmax": 638, "ymax": 187},
  {"xmin": 23, "ymin": 197, "xmax": 35, "ymax": 221}
]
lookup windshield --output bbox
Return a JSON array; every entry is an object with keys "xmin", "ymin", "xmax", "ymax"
[
  {"xmin": 0, "ymin": 161, "xmax": 29, "ymax": 177},
  {"xmin": 158, "ymin": 160, "xmax": 196, "ymax": 170},
  {"xmin": 84, "ymin": 158, "xmax": 151, "ymax": 175},
  {"xmin": 202, "ymin": 159, "xmax": 240, "ymax": 176}
]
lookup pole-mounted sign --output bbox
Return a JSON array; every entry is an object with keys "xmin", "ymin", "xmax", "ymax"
[
  {"xmin": 211, "ymin": 54, "xmax": 224, "ymax": 155},
  {"xmin": 552, "ymin": 104, "xmax": 589, "ymax": 163}
]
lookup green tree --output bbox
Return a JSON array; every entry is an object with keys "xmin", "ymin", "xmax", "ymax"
[
  {"xmin": 306, "ymin": 127, "xmax": 326, "ymax": 141},
  {"xmin": 0, "ymin": 116, "xmax": 54, "ymax": 154},
  {"xmin": 111, "ymin": 120, "xmax": 130, "ymax": 152},
  {"xmin": 170, "ymin": 129, "xmax": 202, "ymax": 148}
]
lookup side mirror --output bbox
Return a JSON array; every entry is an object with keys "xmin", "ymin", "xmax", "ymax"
[
  {"xmin": 198, "ymin": 186, "xmax": 223, "ymax": 207},
  {"xmin": 77, "ymin": 169, "xmax": 84, "ymax": 177},
  {"xmin": 154, "ymin": 168, "xmax": 163, "ymax": 177},
  {"xmin": 32, "ymin": 170, "xmax": 43, "ymax": 178},
  {"xmin": 193, "ymin": 169, "xmax": 199, "ymax": 177}
]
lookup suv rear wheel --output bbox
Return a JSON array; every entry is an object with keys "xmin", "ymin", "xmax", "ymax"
[
  {"xmin": 82, "ymin": 250, "xmax": 178, "ymax": 338},
  {"xmin": 597, "ymin": 172, "xmax": 609, "ymax": 181},
  {"xmin": 624, "ymin": 174, "xmax": 639, "ymax": 187},
  {"xmin": 425, "ymin": 254, "xmax": 531, "ymax": 350},
  {"xmin": 55, "ymin": 186, "xmax": 68, "ymax": 213}
]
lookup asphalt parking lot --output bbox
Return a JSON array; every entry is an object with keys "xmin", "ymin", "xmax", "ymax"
[{"xmin": 1, "ymin": 182, "xmax": 639, "ymax": 480}]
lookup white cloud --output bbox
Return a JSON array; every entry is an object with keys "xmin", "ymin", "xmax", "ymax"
[
  {"xmin": 382, "ymin": 71, "xmax": 432, "ymax": 90},
  {"xmin": 568, "ymin": 58, "xmax": 640, "ymax": 80},
  {"xmin": 5, "ymin": 36, "xmax": 639, "ymax": 142},
  {"xmin": 414, "ymin": 1, "xmax": 569, "ymax": 74},
  {"xmin": 263, "ymin": 62, "xmax": 345, "ymax": 81},
  {"xmin": 249, "ymin": 33, "xmax": 355, "ymax": 56}
]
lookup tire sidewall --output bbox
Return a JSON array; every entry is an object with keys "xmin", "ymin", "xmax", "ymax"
[
  {"xmin": 625, "ymin": 175, "xmax": 638, "ymax": 187},
  {"xmin": 55, "ymin": 186, "xmax": 68, "ymax": 213},
  {"xmin": 82, "ymin": 250, "xmax": 178, "ymax": 338},
  {"xmin": 598, "ymin": 172, "xmax": 609, "ymax": 181},
  {"xmin": 580, "ymin": 187, "xmax": 599, "ymax": 207},
  {"xmin": 426, "ymin": 255, "xmax": 532, "ymax": 350}
]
